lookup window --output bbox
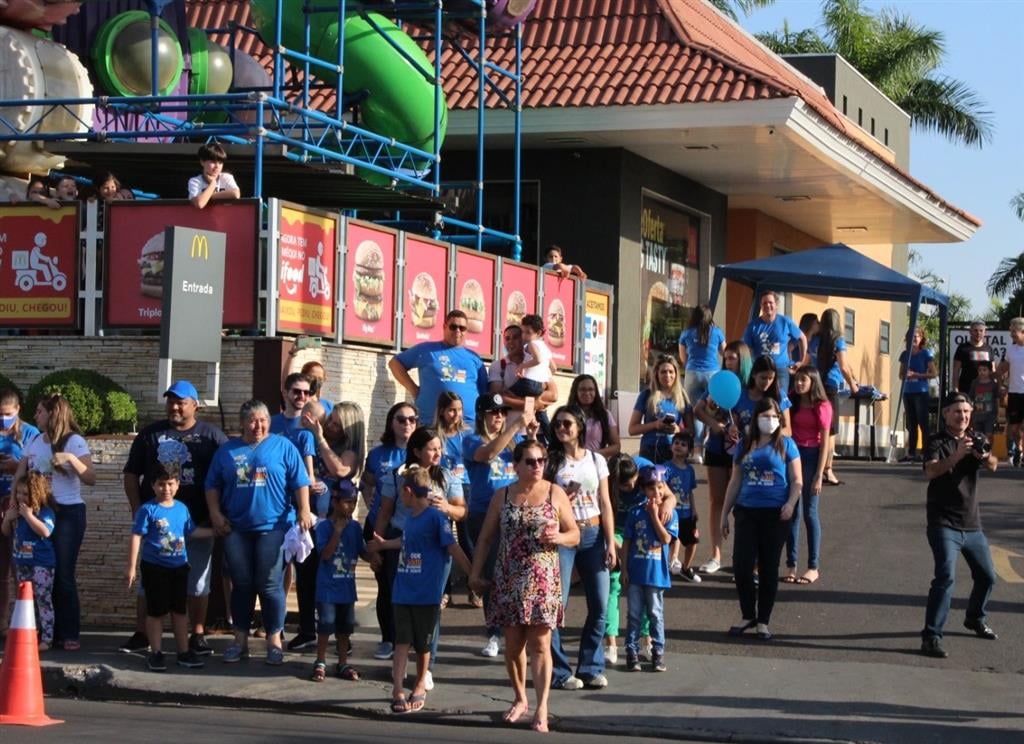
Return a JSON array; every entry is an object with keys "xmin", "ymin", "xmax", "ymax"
[
  {"xmin": 857, "ymin": 108, "xmax": 863, "ymax": 127},
  {"xmin": 842, "ymin": 95, "xmax": 848, "ymax": 115},
  {"xmin": 884, "ymin": 128, "xmax": 889, "ymax": 146},
  {"xmin": 844, "ymin": 308, "xmax": 856, "ymax": 345},
  {"xmin": 870, "ymin": 117, "xmax": 876, "ymax": 136},
  {"xmin": 879, "ymin": 320, "xmax": 890, "ymax": 355}
]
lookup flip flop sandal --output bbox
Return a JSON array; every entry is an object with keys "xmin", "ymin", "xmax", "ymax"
[
  {"xmin": 391, "ymin": 696, "xmax": 411, "ymax": 714},
  {"xmin": 780, "ymin": 575, "xmax": 798, "ymax": 584},
  {"xmin": 337, "ymin": 663, "xmax": 360, "ymax": 681},
  {"xmin": 311, "ymin": 661, "xmax": 327, "ymax": 682},
  {"xmin": 407, "ymin": 693, "xmax": 426, "ymax": 713}
]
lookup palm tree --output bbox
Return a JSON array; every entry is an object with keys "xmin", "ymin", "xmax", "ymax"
[
  {"xmin": 756, "ymin": 0, "xmax": 993, "ymax": 148},
  {"xmin": 708, "ymin": 0, "xmax": 775, "ymax": 23},
  {"xmin": 986, "ymin": 191, "xmax": 1024, "ymax": 302}
]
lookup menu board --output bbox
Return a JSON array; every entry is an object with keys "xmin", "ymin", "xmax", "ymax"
[
  {"xmin": 454, "ymin": 248, "xmax": 496, "ymax": 359},
  {"xmin": 401, "ymin": 235, "xmax": 449, "ymax": 347},
  {"xmin": 583, "ymin": 288, "xmax": 611, "ymax": 394},
  {"xmin": 499, "ymin": 259, "xmax": 538, "ymax": 333},
  {"xmin": 342, "ymin": 220, "xmax": 397, "ymax": 345},
  {"xmin": 542, "ymin": 272, "xmax": 576, "ymax": 369}
]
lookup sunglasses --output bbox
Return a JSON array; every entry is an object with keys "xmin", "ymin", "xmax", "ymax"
[
  {"xmin": 522, "ymin": 456, "xmax": 547, "ymax": 467},
  {"xmin": 486, "ymin": 409, "xmax": 507, "ymax": 416},
  {"xmin": 448, "ymin": 324, "xmax": 468, "ymax": 332},
  {"xmin": 289, "ymin": 388, "xmax": 311, "ymax": 397},
  {"xmin": 554, "ymin": 420, "xmax": 576, "ymax": 429},
  {"xmin": 395, "ymin": 415, "xmax": 418, "ymax": 425}
]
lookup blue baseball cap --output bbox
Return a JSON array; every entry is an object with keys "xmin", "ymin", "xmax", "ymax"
[
  {"xmin": 164, "ymin": 380, "xmax": 199, "ymax": 401},
  {"xmin": 638, "ymin": 465, "xmax": 666, "ymax": 487},
  {"xmin": 331, "ymin": 479, "xmax": 358, "ymax": 501}
]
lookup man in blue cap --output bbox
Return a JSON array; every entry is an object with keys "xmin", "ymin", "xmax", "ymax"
[{"xmin": 121, "ymin": 380, "xmax": 227, "ymax": 655}]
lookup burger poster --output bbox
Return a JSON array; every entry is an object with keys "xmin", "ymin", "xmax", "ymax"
[
  {"xmin": 343, "ymin": 220, "xmax": 396, "ymax": 345},
  {"xmin": 0, "ymin": 204, "xmax": 79, "ymax": 328},
  {"xmin": 499, "ymin": 260, "xmax": 538, "ymax": 333},
  {"xmin": 401, "ymin": 235, "xmax": 448, "ymax": 347},
  {"xmin": 275, "ymin": 204, "xmax": 338, "ymax": 337},
  {"xmin": 542, "ymin": 272, "xmax": 576, "ymax": 369},
  {"xmin": 104, "ymin": 200, "xmax": 258, "ymax": 328},
  {"xmin": 454, "ymin": 249, "xmax": 495, "ymax": 358}
]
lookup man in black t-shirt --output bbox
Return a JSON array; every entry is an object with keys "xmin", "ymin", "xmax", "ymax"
[
  {"xmin": 952, "ymin": 320, "xmax": 994, "ymax": 393},
  {"xmin": 920, "ymin": 392, "xmax": 998, "ymax": 658},
  {"xmin": 121, "ymin": 381, "xmax": 228, "ymax": 655}
]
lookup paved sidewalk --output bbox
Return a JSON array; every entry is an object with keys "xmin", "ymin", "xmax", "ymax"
[{"xmin": 30, "ymin": 630, "xmax": 1024, "ymax": 743}]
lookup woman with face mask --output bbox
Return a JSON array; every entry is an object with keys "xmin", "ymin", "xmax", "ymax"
[{"xmin": 720, "ymin": 397, "xmax": 802, "ymax": 642}]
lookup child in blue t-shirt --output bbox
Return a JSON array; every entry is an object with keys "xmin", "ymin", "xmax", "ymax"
[
  {"xmin": 312, "ymin": 480, "xmax": 371, "ymax": 682},
  {"xmin": 1, "ymin": 472, "xmax": 56, "ymax": 650},
  {"xmin": 622, "ymin": 466, "xmax": 678, "ymax": 673},
  {"xmin": 368, "ymin": 466, "xmax": 472, "ymax": 714},
  {"xmin": 127, "ymin": 463, "xmax": 213, "ymax": 672},
  {"xmin": 664, "ymin": 432, "xmax": 700, "ymax": 583}
]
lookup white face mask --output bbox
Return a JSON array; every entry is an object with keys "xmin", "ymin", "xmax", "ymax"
[{"xmin": 757, "ymin": 416, "xmax": 780, "ymax": 435}]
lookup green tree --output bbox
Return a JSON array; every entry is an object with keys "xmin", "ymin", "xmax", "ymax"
[
  {"xmin": 986, "ymin": 191, "xmax": 1024, "ymax": 306},
  {"xmin": 756, "ymin": 0, "xmax": 993, "ymax": 148},
  {"xmin": 708, "ymin": 0, "xmax": 775, "ymax": 23}
]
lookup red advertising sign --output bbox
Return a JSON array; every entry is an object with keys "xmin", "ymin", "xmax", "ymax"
[
  {"xmin": 0, "ymin": 204, "xmax": 79, "ymax": 328},
  {"xmin": 104, "ymin": 200, "xmax": 258, "ymax": 328},
  {"xmin": 342, "ymin": 220, "xmax": 397, "ymax": 345},
  {"xmin": 454, "ymin": 249, "xmax": 496, "ymax": 359},
  {"xmin": 543, "ymin": 272, "xmax": 576, "ymax": 369},
  {"xmin": 499, "ymin": 259, "xmax": 538, "ymax": 333},
  {"xmin": 401, "ymin": 235, "xmax": 449, "ymax": 347},
  {"xmin": 276, "ymin": 204, "xmax": 338, "ymax": 337}
]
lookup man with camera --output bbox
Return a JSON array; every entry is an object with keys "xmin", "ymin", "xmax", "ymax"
[{"xmin": 920, "ymin": 392, "xmax": 998, "ymax": 658}]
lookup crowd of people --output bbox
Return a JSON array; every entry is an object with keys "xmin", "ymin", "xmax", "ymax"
[{"xmin": 0, "ymin": 294, "xmax": 1006, "ymax": 730}]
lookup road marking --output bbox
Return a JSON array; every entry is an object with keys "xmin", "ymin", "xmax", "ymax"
[{"xmin": 989, "ymin": 544, "xmax": 1024, "ymax": 584}]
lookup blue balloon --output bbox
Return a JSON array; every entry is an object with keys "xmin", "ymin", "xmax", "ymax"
[{"xmin": 708, "ymin": 370, "xmax": 742, "ymax": 409}]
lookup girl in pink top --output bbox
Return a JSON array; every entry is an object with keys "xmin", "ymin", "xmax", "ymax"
[{"xmin": 783, "ymin": 366, "xmax": 831, "ymax": 584}]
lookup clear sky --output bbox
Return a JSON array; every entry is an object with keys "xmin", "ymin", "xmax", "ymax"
[{"xmin": 741, "ymin": 0, "xmax": 1023, "ymax": 319}]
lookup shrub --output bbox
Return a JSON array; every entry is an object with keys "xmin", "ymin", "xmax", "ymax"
[
  {"xmin": 26, "ymin": 369, "xmax": 138, "ymax": 435},
  {"xmin": 0, "ymin": 374, "xmax": 22, "ymax": 403}
]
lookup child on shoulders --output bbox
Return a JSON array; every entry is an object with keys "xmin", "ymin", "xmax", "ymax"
[{"xmin": 511, "ymin": 314, "xmax": 555, "ymax": 401}]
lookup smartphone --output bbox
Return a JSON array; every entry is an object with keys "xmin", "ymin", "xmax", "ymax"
[{"xmin": 662, "ymin": 413, "xmax": 676, "ymax": 425}]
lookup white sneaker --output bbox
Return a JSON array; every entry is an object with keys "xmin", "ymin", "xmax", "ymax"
[
  {"xmin": 605, "ymin": 645, "xmax": 618, "ymax": 665},
  {"xmin": 639, "ymin": 637, "xmax": 652, "ymax": 661},
  {"xmin": 699, "ymin": 558, "xmax": 721, "ymax": 574},
  {"xmin": 481, "ymin": 635, "xmax": 500, "ymax": 658},
  {"xmin": 669, "ymin": 559, "xmax": 683, "ymax": 576},
  {"xmin": 553, "ymin": 675, "xmax": 584, "ymax": 690},
  {"xmin": 693, "ymin": 453, "xmax": 704, "ymax": 465},
  {"xmin": 424, "ymin": 670, "xmax": 434, "ymax": 691}
]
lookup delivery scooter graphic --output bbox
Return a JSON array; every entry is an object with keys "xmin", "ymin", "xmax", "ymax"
[{"xmin": 12, "ymin": 233, "xmax": 67, "ymax": 292}]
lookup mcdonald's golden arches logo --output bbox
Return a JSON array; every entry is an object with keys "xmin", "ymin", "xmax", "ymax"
[{"xmin": 190, "ymin": 233, "xmax": 209, "ymax": 260}]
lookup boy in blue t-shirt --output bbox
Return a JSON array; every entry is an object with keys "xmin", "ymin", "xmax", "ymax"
[
  {"xmin": 368, "ymin": 466, "xmax": 472, "ymax": 714},
  {"xmin": 664, "ymin": 432, "xmax": 700, "ymax": 583},
  {"xmin": 622, "ymin": 466, "xmax": 679, "ymax": 673},
  {"xmin": 127, "ymin": 463, "xmax": 213, "ymax": 672},
  {"xmin": 312, "ymin": 480, "xmax": 371, "ymax": 682}
]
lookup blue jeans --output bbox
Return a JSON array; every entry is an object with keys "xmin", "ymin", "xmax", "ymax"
[
  {"xmin": 683, "ymin": 369, "xmax": 713, "ymax": 443},
  {"xmin": 904, "ymin": 393, "xmax": 930, "ymax": 455},
  {"xmin": 52, "ymin": 503, "xmax": 86, "ymax": 643},
  {"xmin": 786, "ymin": 445, "xmax": 822, "ymax": 569},
  {"xmin": 625, "ymin": 584, "xmax": 664, "ymax": 656},
  {"xmin": 551, "ymin": 524, "xmax": 609, "ymax": 683},
  {"xmin": 223, "ymin": 529, "xmax": 287, "ymax": 636},
  {"xmin": 922, "ymin": 526, "xmax": 996, "ymax": 639}
]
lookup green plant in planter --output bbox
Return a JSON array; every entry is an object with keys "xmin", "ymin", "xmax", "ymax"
[{"xmin": 26, "ymin": 369, "xmax": 138, "ymax": 435}]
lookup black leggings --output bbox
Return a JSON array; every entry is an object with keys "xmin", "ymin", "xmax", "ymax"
[
  {"xmin": 904, "ymin": 393, "xmax": 930, "ymax": 455},
  {"xmin": 294, "ymin": 545, "xmax": 319, "ymax": 637},
  {"xmin": 364, "ymin": 516, "xmax": 395, "ymax": 643},
  {"xmin": 732, "ymin": 505, "xmax": 791, "ymax": 625}
]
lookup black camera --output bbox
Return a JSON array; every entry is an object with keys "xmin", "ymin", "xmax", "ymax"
[{"xmin": 970, "ymin": 432, "xmax": 991, "ymax": 455}]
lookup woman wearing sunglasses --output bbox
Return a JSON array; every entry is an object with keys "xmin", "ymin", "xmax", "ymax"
[
  {"xmin": 469, "ymin": 439, "xmax": 579, "ymax": 732},
  {"xmin": 545, "ymin": 406, "xmax": 616, "ymax": 690}
]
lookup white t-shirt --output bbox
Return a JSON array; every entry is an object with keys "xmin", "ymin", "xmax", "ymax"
[
  {"xmin": 1006, "ymin": 343, "xmax": 1024, "ymax": 394},
  {"xmin": 23, "ymin": 433, "xmax": 91, "ymax": 505},
  {"xmin": 553, "ymin": 450, "xmax": 609, "ymax": 523},
  {"xmin": 522, "ymin": 340, "xmax": 552, "ymax": 383},
  {"xmin": 187, "ymin": 172, "xmax": 239, "ymax": 199},
  {"xmin": 488, "ymin": 356, "xmax": 520, "ymax": 389}
]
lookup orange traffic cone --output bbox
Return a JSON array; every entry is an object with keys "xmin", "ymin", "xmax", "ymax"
[{"xmin": 0, "ymin": 581, "xmax": 62, "ymax": 726}]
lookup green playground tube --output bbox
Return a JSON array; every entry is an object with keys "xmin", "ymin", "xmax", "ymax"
[{"xmin": 249, "ymin": 1, "xmax": 446, "ymax": 155}]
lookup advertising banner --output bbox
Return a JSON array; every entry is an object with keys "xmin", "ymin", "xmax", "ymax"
[
  {"xmin": 276, "ymin": 204, "xmax": 338, "ymax": 337},
  {"xmin": 454, "ymin": 249, "xmax": 496, "ymax": 359},
  {"xmin": 584, "ymin": 288, "xmax": 611, "ymax": 393},
  {"xmin": 104, "ymin": 200, "xmax": 258, "ymax": 328},
  {"xmin": 160, "ymin": 227, "xmax": 226, "ymax": 363},
  {"xmin": 343, "ymin": 220, "xmax": 397, "ymax": 345},
  {"xmin": 401, "ymin": 235, "xmax": 449, "ymax": 347},
  {"xmin": 0, "ymin": 204, "xmax": 79, "ymax": 328},
  {"xmin": 499, "ymin": 259, "xmax": 538, "ymax": 333},
  {"xmin": 542, "ymin": 272, "xmax": 576, "ymax": 369},
  {"xmin": 639, "ymin": 192, "xmax": 701, "ymax": 384}
]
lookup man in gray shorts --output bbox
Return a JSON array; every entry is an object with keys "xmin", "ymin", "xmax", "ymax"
[{"xmin": 122, "ymin": 380, "xmax": 227, "ymax": 655}]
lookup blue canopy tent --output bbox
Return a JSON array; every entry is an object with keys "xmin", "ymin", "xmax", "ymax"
[{"xmin": 708, "ymin": 243, "xmax": 950, "ymax": 445}]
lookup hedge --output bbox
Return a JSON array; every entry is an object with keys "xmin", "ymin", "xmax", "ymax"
[{"xmin": 26, "ymin": 369, "xmax": 138, "ymax": 434}]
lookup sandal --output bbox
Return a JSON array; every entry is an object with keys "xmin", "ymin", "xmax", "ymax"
[
  {"xmin": 337, "ymin": 663, "xmax": 360, "ymax": 681},
  {"xmin": 311, "ymin": 661, "xmax": 327, "ymax": 682},
  {"xmin": 62, "ymin": 640, "xmax": 81, "ymax": 651},
  {"xmin": 391, "ymin": 696, "xmax": 411, "ymax": 714},
  {"xmin": 780, "ymin": 574, "xmax": 797, "ymax": 584},
  {"xmin": 407, "ymin": 693, "xmax": 426, "ymax": 713}
]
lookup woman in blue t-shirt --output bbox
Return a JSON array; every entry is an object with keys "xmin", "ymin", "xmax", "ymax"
[
  {"xmin": 720, "ymin": 397, "xmax": 801, "ymax": 641},
  {"xmin": 434, "ymin": 391, "xmax": 477, "ymax": 606},
  {"xmin": 628, "ymin": 355, "xmax": 694, "ymax": 463},
  {"xmin": 811, "ymin": 309, "xmax": 859, "ymax": 485},
  {"xmin": 677, "ymin": 305, "xmax": 726, "ymax": 459},
  {"xmin": 733, "ymin": 355, "xmax": 793, "ymax": 436},
  {"xmin": 898, "ymin": 328, "xmax": 936, "ymax": 462}
]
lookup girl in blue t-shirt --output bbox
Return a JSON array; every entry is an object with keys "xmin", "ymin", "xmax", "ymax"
[
  {"xmin": 434, "ymin": 391, "xmax": 475, "ymax": 605},
  {"xmin": 721, "ymin": 397, "xmax": 801, "ymax": 642},
  {"xmin": 1, "ymin": 472, "xmax": 56, "ymax": 650},
  {"xmin": 628, "ymin": 355, "xmax": 694, "ymax": 463},
  {"xmin": 677, "ymin": 305, "xmax": 726, "ymax": 457},
  {"xmin": 733, "ymin": 355, "xmax": 793, "ymax": 435}
]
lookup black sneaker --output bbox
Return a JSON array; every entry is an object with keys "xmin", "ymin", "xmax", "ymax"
[
  {"xmin": 147, "ymin": 651, "xmax": 167, "ymax": 672},
  {"xmin": 176, "ymin": 649, "xmax": 205, "ymax": 669},
  {"xmin": 287, "ymin": 633, "xmax": 318, "ymax": 652},
  {"xmin": 189, "ymin": 633, "xmax": 214, "ymax": 657},
  {"xmin": 920, "ymin": 637, "xmax": 948, "ymax": 658},
  {"xmin": 651, "ymin": 652, "xmax": 667, "ymax": 672},
  {"xmin": 625, "ymin": 653, "xmax": 642, "ymax": 672},
  {"xmin": 120, "ymin": 631, "xmax": 150, "ymax": 654}
]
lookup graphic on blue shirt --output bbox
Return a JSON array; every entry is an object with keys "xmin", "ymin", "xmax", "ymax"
[
  {"xmin": 133, "ymin": 500, "xmax": 195, "ymax": 568},
  {"xmin": 633, "ymin": 389, "xmax": 690, "ymax": 451},
  {"xmin": 392, "ymin": 508, "xmax": 455, "ymax": 605},
  {"xmin": 623, "ymin": 505, "xmax": 678, "ymax": 589},
  {"xmin": 463, "ymin": 434, "xmax": 518, "ymax": 514},
  {"xmin": 12, "ymin": 506, "xmax": 55, "ymax": 567},
  {"xmin": 394, "ymin": 342, "xmax": 488, "ymax": 424},
  {"xmin": 734, "ymin": 438, "xmax": 800, "ymax": 509},
  {"xmin": 441, "ymin": 430, "xmax": 470, "ymax": 484},
  {"xmin": 0, "ymin": 422, "xmax": 40, "ymax": 497},
  {"xmin": 314, "ymin": 519, "xmax": 364, "ymax": 604},
  {"xmin": 744, "ymin": 315, "xmax": 801, "ymax": 368},
  {"xmin": 663, "ymin": 461, "xmax": 696, "ymax": 517}
]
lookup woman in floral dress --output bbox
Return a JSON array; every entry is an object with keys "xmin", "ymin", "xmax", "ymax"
[{"xmin": 470, "ymin": 440, "xmax": 578, "ymax": 733}]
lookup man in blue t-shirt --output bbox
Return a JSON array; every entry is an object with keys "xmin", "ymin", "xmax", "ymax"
[
  {"xmin": 390, "ymin": 309, "xmax": 489, "ymax": 425},
  {"xmin": 743, "ymin": 291, "xmax": 805, "ymax": 393}
]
